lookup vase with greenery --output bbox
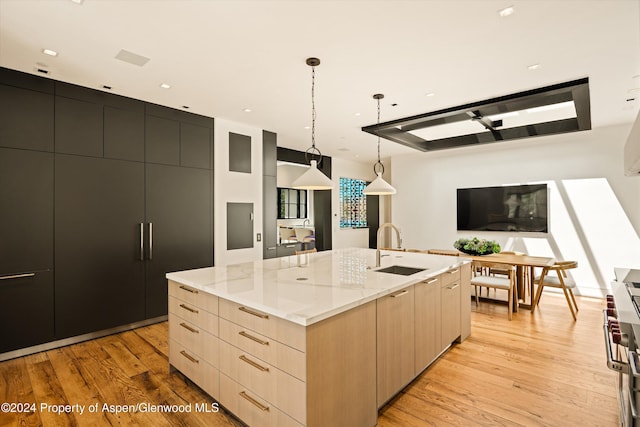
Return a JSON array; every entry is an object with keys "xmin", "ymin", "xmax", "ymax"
[{"xmin": 453, "ymin": 237, "xmax": 501, "ymax": 256}]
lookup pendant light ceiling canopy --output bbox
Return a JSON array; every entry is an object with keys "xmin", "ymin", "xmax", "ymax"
[
  {"xmin": 363, "ymin": 94, "xmax": 396, "ymax": 195},
  {"xmin": 292, "ymin": 57, "xmax": 334, "ymax": 190}
]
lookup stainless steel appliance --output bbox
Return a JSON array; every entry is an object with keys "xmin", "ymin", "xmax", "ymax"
[{"xmin": 605, "ymin": 268, "xmax": 640, "ymax": 426}]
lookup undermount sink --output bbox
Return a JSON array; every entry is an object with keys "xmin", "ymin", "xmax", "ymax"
[{"xmin": 375, "ymin": 265, "xmax": 427, "ymax": 276}]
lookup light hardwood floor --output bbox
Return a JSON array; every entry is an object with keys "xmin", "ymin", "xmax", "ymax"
[{"xmin": 0, "ymin": 293, "xmax": 616, "ymax": 426}]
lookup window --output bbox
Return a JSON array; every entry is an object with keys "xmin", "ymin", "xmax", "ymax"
[
  {"xmin": 339, "ymin": 177, "xmax": 367, "ymax": 228},
  {"xmin": 278, "ymin": 188, "xmax": 307, "ymax": 219}
]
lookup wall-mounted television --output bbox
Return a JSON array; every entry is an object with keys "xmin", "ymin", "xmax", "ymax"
[{"xmin": 457, "ymin": 184, "xmax": 548, "ymax": 232}]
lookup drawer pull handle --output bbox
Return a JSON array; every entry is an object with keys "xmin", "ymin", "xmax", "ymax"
[
  {"xmin": 447, "ymin": 284, "xmax": 460, "ymax": 290},
  {"xmin": 179, "ymin": 304, "xmax": 199, "ymax": 314},
  {"xmin": 239, "ymin": 306, "xmax": 269, "ymax": 319},
  {"xmin": 422, "ymin": 278, "xmax": 438, "ymax": 285},
  {"xmin": 239, "ymin": 391, "xmax": 269, "ymax": 412},
  {"xmin": 239, "ymin": 355, "xmax": 270, "ymax": 372},
  {"xmin": 0, "ymin": 273, "xmax": 36, "ymax": 281},
  {"xmin": 180, "ymin": 350, "xmax": 199, "ymax": 364},
  {"xmin": 179, "ymin": 285, "xmax": 198, "ymax": 294},
  {"xmin": 239, "ymin": 331, "xmax": 269, "ymax": 346},
  {"xmin": 449, "ymin": 269, "xmax": 459, "ymax": 274},
  {"xmin": 390, "ymin": 290, "xmax": 409, "ymax": 298},
  {"xmin": 180, "ymin": 322, "xmax": 199, "ymax": 334}
]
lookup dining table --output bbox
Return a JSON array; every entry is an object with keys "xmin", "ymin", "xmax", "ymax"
[{"xmin": 462, "ymin": 252, "xmax": 555, "ymax": 310}]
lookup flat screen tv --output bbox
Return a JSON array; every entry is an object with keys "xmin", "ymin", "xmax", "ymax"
[{"xmin": 457, "ymin": 184, "xmax": 548, "ymax": 232}]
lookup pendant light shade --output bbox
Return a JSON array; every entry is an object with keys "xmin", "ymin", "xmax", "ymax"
[
  {"xmin": 292, "ymin": 57, "xmax": 334, "ymax": 190},
  {"xmin": 363, "ymin": 93, "xmax": 396, "ymax": 195}
]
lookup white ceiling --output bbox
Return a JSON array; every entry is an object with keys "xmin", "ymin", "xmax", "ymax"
[{"xmin": 1, "ymin": 0, "xmax": 639, "ymax": 163}]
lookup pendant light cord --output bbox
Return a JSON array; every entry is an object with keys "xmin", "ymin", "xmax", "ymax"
[
  {"xmin": 373, "ymin": 94, "xmax": 384, "ymax": 175},
  {"xmin": 305, "ymin": 58, "xmax": 322, "ymax": 164}
]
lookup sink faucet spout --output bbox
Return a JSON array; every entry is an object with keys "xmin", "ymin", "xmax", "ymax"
[{"xmin": 375, "ymin": 223, "xmax": 402, "ymax": 267}]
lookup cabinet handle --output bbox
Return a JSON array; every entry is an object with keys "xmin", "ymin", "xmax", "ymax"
[
  {"xmin": 448, "ymin": 269, "xmax": 459, "ymax": 274},
  {"xmin": 180, "ymin": 322, "xmax": 199, "ymax": 334},
  {"xmin": 239, "ymin": 391, "xmax": 269, "ymax": 412},
  {"xmin": 390, "ymin": 290, "xmax": 409, "ymax": 298},
  {"xmin": 239, "ymin": 331, "xmax": 269, "ymax": 346},
  {"xmin": 0, "ymin": 273, "xmax": 35, "ymax": 281},
  {"xmin": 148, "ymin": 222, "xmax": 153, "ymax": 260},
  {"xmin": 179, "ymin": 285, "xmax": 198, "ymax": 294},
  {"xmin": 239, "ymin": 306, "xmax": 269, "ymax": 319},
  {"xmin": 421, "ymin": 278, "xmax": 438, "ymax": 285},
  {"xmin": 239, "ymin": 355, "xmax": 270, "ymax": 372},
  {"xmin": 447, "ymin": 284, "xmax": 460, "ymax": 290},
  {"xmin": 285, "ymin": 244, "xmax": 295, "ymax": 248},
  {"xmin": 180, "ymin": 350, "xmax": 199, "ymax": 364},
  {"xmin": 139, "ymin": 223, "xmax": 144, "ymax": 261},
  {"xmin": 267, "ymin": 247, "xmax": 276, "ymax": 250},
  {"xmin": 179, "ymin": 304, "xmax": 199, "ymax": 314}
]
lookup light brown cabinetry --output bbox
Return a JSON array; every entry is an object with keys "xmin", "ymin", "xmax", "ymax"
[
  {"xmin": 168, "ymin": 281, "xmax": 220, "ymax": 398},
  {"xmin": 441, "ymin": 268, "xmax": 461, "ymax": 346},
  {"xmin": 377, "ymin": 287, "xmax": 415, "ymax": 407},
  {"xmin": 414, "ymin": 276, "xmax": 441, "ymax": 374}
]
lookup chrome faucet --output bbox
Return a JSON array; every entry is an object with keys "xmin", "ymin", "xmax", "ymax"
[
  {"xmin": 376, "ymin": 223, "xmax": 402, "ymax": 267},
  {"xmin": 302, "ymin": 219, "xmax": 311, "ymax": 227}
]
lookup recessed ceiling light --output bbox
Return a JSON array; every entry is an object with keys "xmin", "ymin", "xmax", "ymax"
[
  {"xmin": 354, "ymin": 112, "xmax": 361, "ymax": 116},
  {"xmin": 425, "ymin": 93, "xmax": 435, "ymax": 97},
  {"xmin": 42, "ymin": 49, "xmax": 58, "ymax": 57},
  {"xmin": 243, "ymin": 108, "xmax": 252, "ymax": 113},
  {"xmin": 527, "ymin": 63, "xmax": 541, "ymax": 70},
  {"xmin": 338, "ymin": 147, "xmax": 350, "ymax": 152},
  {"xmin": 304, "ymin": 126, "xmax": 311, "ymax": 130},
  {"xmin": 498, "ymin": 6, "xmax": 515, "ymax": 17},
  {"xmin": 70, "ymin": 0, "xmax": 84, "ymax": 4},
  {"xmin": 160, "ymin": 83, "xmax": 171, "ymax": 89},
  {"xmin": 628, "ymin": 88, "xmax": 640, "ymax": 93}
]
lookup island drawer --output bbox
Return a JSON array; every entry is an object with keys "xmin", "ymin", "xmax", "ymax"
[
  {"xmin": 440, "ymin": 268, "xmax": 461, "ymax": 287},
  {"xmin": 168, "ymin": 315, "xmax": 220, "ymax": 367},
  {"xmin": 169, "ymin": 296, "xmax": 219, "ymax": 336},
  {"xmin": 219, "ymin": 298, "xmax": 306, "ymax": 352},
  {"xmin": 219, "ymin": 373, "xmax": 302, "ymax": 427},
  {"xmin": 170, "ymin": 339, "xmax": 220, "ymax": 398},
  {"xmin": 169, "ymin": 280, "xmax": 218, "ymax": 315},
  {"xmin": 219, "ymin": 341, "xmax": 306, "ymax": 424},
  {"xmin": 219, "ymin": 318, "xmax": 306, "ymax": 381}
]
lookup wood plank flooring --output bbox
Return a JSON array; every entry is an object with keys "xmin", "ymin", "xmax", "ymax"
[{"xmin": 0, "ymin": 293, "xmax": 616, "ymax": 426}]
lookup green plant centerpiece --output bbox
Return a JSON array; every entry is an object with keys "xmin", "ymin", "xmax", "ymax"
[{"xmin": 453, "ymin": 237, "xmax": 501, "ymax": 256}]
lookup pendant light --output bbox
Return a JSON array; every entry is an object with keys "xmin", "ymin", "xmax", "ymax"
[
  {"xmin": 292, "ymin": 57, "xmax": 334, "ymax": 190},
  {"xmin": 363, "ymin": 94, "xmax": 396, "ymax": 195}
]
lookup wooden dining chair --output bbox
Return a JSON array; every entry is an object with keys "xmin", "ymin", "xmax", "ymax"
[
  {"xmin": 532, "ymin": 261, "xmax": 579, "ymax": 320},
  {"xmin": 470, "ymin": 261, "xmax": 517, "ymax": 320},
  {"xmin": 294, "ymin": 248, "xmax": 317, "ymax": 255},
  {"xmin": 489, "ymin": 251, "xmax": 529, "ymax": 296}
]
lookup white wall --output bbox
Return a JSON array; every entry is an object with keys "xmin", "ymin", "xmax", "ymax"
[
  {"xmin": 391, "ymin": 124, "xmax": 640, "ymax": 297},
  {"xmin": 213, "ymin": 118, "xmax": 263, "ymax": 266}
]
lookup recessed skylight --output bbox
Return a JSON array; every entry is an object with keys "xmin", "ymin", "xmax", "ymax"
[
  {"xmin": 498, "ymin": 6, "xmax": 515, "ymax": 17},
  {"xmin": 160, "ymin": 83, "xmax": 171, "ymax": 89},
  {"xmin": 42, "ymin": 49, "xmax": 58, "ymax": 57}
]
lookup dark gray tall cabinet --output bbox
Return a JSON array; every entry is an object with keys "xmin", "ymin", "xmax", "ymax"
[
  {"xmin": 0, "ymin": 66, "xmax": 213, "ymax": 352},
  {"xmin": 263, "ymin": 131, "xmax": 278, "ymax": 259}
]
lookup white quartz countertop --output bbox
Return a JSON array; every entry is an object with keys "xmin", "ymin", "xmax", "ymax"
[{"xmin": 166, "ymin": 248, "xmax": 470, "ymax": 326}]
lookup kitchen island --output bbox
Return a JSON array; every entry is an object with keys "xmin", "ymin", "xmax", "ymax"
[{"xmin": 166, "ymin": 248, "xmax": 471, "ymax": 427}]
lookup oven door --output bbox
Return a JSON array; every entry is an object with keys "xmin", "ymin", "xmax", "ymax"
[{"xmin": 604, "ymin": 309, "xmax": 631, "ymax": 426}]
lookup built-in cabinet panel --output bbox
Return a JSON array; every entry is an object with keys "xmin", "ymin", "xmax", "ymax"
[
  {"xmin": 441, "ymin": 271, "xmax": 462, "ymax": 346},
  {"xmin": 145, "ymin": 115, "xmax": 180, "ymax": 166},
  {"xmin": 0, "ymin": 271, "xmax": 54, "ymax": 353},
  {"xmin": 104, "ymin": 105, "xmax": 145, "ymax": 162},
  {"xmin": 54, "ymin": 154, "xmax": 146, "ymax": 338},
  {"xmin": 0, "ymin": 84, "xmax": 54, "ymax": 152},
  {"xmin": 0, "ymin": 148, "xmax": 53, "ymax": 276},
  {"xmin": 227, "ymin": 203, "xmax": 254, "ymax": 250},
  {"xmin": 55, "ymin": 96, "xmax": 103, "ymax": 157},
  {"xmin": 229, "ymin": 132, "xmax": 252, "ymax": 173},
  {"xmin": 181, "ymin": 123, "xmax": 212, "ymax": 169},
  {"xmin": 145, "ymin": 164, "xmax": 213, "ymax": 318}
]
